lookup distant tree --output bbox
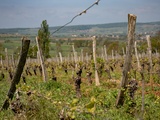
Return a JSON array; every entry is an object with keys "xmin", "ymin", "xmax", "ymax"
[{"xmin": 38, "ymin": 20, "xmax": 50, "ymax": 58}]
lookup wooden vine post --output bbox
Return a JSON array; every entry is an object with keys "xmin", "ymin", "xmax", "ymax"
[
  {"xmin": 112, "ymin": 50, "xmax": 114, "ymax": 60},
  {"xmin": 146, "ymin": 35, "xmax": 153, "ymax": 89},
  {"xmin": 135, "ymin": 41, "xmax": 145, "ymax": 118},
  {"xmin": 116, "ymin": 14, "xmax": 137, "ymax": 106},
  {"xmin": 134, "ymin": 41, "xmax": 141, "ymax": 70},
  {"xmin": 86, "ymin": 53, "xmax": 89, "ymax": 63},
  {"xmin": 72, "ymin": 44, "xmax": 78, "ymax": 63},
  {"xmin": 92, "ymin": 36, "xmax": 100, "ymax": 86},
  {"xmin": 36, "ymin": 37, "xmax": 48, "ymax": 82},
  {"xmin": 104, "ymin": 45, "xmax": 108, "ymax": 62},
  {"xmin": 11, "ymin": 54, "xmax": 16, "ymax": 68},
  {"xmin": 5, "ymin": 48, "xmax": 9, "ymax": 68},
  {"xmin": 59, "ymin": 52, "xmax": 63, "ymax": 63},
  {"xmin": 37, "ymin": 51, "xmax": 40, "ymax": 64},
  {"xmin": 81, "ymin": 49, "xmax": 84, "ymax": 62},
  {"xmin": 1, "ymin": 39, "xmax": 30, "ymax": 110},
  {"xmin": 122, "ymin": 47, "xmax": 126, "ymax": 59}
]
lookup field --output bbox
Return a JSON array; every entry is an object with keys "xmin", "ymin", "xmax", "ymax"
[
  {"xmin": 0, "ymin": 31, "xmax": 160, "ymax": 119},
  {"xmin": 0, "ymin": 58, "xmax": 160, "ymax": 120}
]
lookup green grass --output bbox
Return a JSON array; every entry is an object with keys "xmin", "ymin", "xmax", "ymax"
[{"xmin": 0, "ymin": 64, "xmax": 160, "ymax": 120}]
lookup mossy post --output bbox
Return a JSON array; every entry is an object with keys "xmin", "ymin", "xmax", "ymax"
[
  {"xmin": 116, "ymin": 14, "xmax": 137, "ymax": 107},
  {"xmin": 1, "ymin": 39, "xmax": 30, "ymax": 110}
]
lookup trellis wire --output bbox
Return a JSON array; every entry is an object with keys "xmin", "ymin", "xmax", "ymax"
[{"xmin": 51, "ymin": 0, "xmax": 101, "ymax": 35}]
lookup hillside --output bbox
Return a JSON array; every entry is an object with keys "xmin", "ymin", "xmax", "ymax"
[{"xmin": 0, "ymin": 21, "xmax": 160, "ymax": 36}]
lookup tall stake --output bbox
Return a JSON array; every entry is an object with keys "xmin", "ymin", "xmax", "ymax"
[
  {"xmin": 116, "ymin": 14, "xmax": 137, "ymax": 106},
  {"xmin": 135, "ymin": 41, "xmax": 145, "ymax": 119},
  {"xmin": 134, "ymin": 41, "xmax": 141, "ymax": 70},
  {"xmin": 11, "ymin": 54, "xmax": 16, "ymax": 68},
  {"xmin": 1, "ymin": 39, "xmax": 30, "ymax": 110},
  {"xmin": 72, "ymin": 44, "xmax": 77, "ymax": 63},
  {"xmin": 36, "ymin": 37, "xmax": 48, "ymax": 82},
  {"xmin": 146, "ymin": 35, "xmax": 153, "ymax": 89},
  {"xmin": 104, "ymin": 45, "xmax": 108, "ymax": 62},
  {"xmin": 92, "ymin": 36, "xmax": 100, "ymax": 86},
  {"xmin": 81, "ymin": 49, "xmax": 84, "ymax": 62},
  {"xmin": 112, "ymin": 50, "xmax": 114, "ymax": 60},
  {"xmin": 5, "ymin": 48, "xmax": 9, "ymax": 68},
  {"xmin": 37, "ymin": 51, "xmax": 40, "ymax": 64},
  {"xmin": 59, "ymin": 52, "xmax": 63, "ymax": 63}
]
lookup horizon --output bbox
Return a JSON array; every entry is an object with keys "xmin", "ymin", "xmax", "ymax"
[
  {"xmin": 0, "ymin": 0, "xmax": 160, "ymax": 28},
  {"xmin": 0, "ymin": 20, "xmax": 160, "ymax": 29}
]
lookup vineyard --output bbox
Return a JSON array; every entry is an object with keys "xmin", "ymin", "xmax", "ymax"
[{"xmin": 0, "ymin": 15, "xmax": 160, "ymax": 120}]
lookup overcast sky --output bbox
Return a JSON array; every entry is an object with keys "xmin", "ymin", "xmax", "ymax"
[{"xmin": 0, "ymin": 0, "xmax": 160, "ymax": 28}]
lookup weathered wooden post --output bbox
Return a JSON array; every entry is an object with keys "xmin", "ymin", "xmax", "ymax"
[
  {"xmin": 5, "ymin": 48, "xmax": 9, "ymax": 68},
  {"xmin": 101, "ymin": 47, "xmax": 104, "ymax": 60},
  {"xmin": 81, "ymin": 49, "xmax": 84, "ymax": 62},
  {"xmin": 72, "ymin": 44, "xmax": 77, "ymax": 63},
  {"xmin": 146, "ymin": 35, "xmax": 153, "ymax": 88},
  {"xmin": 92, "ymin": 36, "xmax": 100, "ymax": 86},
  {"xmin": 134, "ymin": 41, "xmax": 141, "ymax": 70},
  {"xmin": 135, "ymin": 41, "xmax": 145, "ymax": 119},
  {"xmin": 86, "ymin": 53, "xmax": 89, "ymax": 63},
  {"xmin": 1, "ymin": 39, "xmax": 30, "ymax": 110},
  {"xmin": 112, "ymin": 50, "xmax": 114, "ymax": 60},
  {"xmin": 116, "ymin": 14, "xmax": 137, "ymax": 106},
  {"xmin": 104, "ymin": 45, "xmax": 108, "ymax": 62},
  {"xmin": 59, "ymin": 52, "xmax": 63, "ymax": 63},
  {"xmin": 37, "ymin": 51, "xmax": 40, "ymax": 64},
  {"xmin": 122, "ymin": 47, "xmax": 126, "ymax": 59},
  {"xmin": 11, "ymin": 54, "xmax": 16, "ymax": 68},
  {"xmin": 36, "ymin": 37, "xmax": 48, "ymax": 82}
]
